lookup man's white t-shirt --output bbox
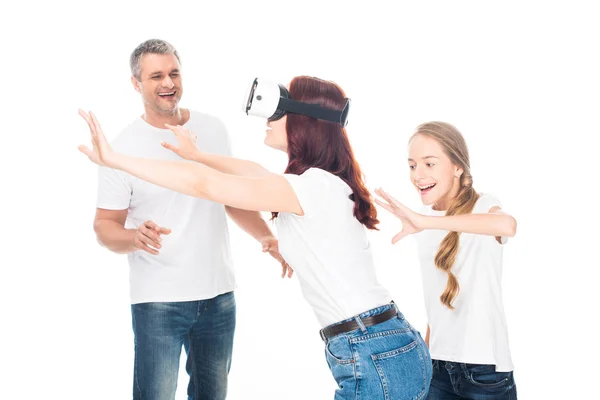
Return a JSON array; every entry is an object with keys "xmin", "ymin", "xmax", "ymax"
[
  {"xmin": 415, "ymin": 193, "xmax": 514, "ymax": 371},
  {"xmin": 96, "ymin": 111, "xmax": 235, "ymax": 304},
  {"xmin": 275, "ymin": 168, "xmax": 392, "ymax": 328}
]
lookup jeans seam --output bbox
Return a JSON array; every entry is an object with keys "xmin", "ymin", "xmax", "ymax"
[
  {"xmin": 350, "ymin": 328, "xmax": 412, "ymax": 343},
  {"xmin": 189, "ymin": 331, "xmax": 200, "ymax": 399},
  {"xmin": 132, "ymin": 308, "xmax": 142, "ymax": 398},
  {"xmin": 353, "ymin": 343, "xmax": 360, "ymax": 400},
  {"xmin": 371, "ymin": 340, "xmax": 418, "ymax": 360},
  {"xmin": 415, "ymin": 343, "xmax": 427, "ymax": 400},
  {"xmin": 372, "ymin": 358, "xmax": 390, "ymax": 400}
]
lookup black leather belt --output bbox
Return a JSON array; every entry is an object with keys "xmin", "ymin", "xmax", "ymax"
[{"xmin": 319, "ymin": 307, "xmax": 398, "ymax": 341}]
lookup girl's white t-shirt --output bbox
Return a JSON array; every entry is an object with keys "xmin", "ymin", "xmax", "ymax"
[
  {"xmin": 415, "ymin": 193, "xmax": 514, "ymax": 371},
  {"xmin": 275, "ymin": 168, "xmax": 392, "ymax": 328}
]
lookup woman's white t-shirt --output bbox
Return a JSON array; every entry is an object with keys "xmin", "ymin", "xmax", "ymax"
[
  {"xmin": 274, "ymin": 168, "xmax": 392, "ymax": 328},
  {"xmin": 415, "ymin": 193, "xmax": 514, "ymax": 372}
]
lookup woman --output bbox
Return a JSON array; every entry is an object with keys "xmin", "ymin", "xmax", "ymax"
[
  {"xmin": 375, "ymin": 122, "xmax": 517, "ymax": 399},
  {"xmin": 79, "ymin": 76, "xmax": 432, "ymax": 399}
]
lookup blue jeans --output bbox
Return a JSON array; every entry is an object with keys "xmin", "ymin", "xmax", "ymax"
[
  {"xmin": 131, "ymin": 292, "xmax": 236, "ymax": 400},
  {"xmin": 324, "ymin": 303, "xmax": 432, "ymax": 400},
  {"xmin": 427, "ymin": 359, "xmax": 517, "ymax": 399}
]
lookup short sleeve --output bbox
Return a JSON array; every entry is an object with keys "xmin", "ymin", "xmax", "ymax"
[
  {"xmin": 283, "ymin": 168, "xmax": 331, "ymax": 217},
  {"xmin": 475, "ymin": 193, "xmax": 503, "ymax": 213},
  {"xmin": 96, "ymin": 166, "xmax": 132, "ymax": 210},
  {"xmin": 476, "ymin": 193, "xmax": 508, "ymax": 245}
]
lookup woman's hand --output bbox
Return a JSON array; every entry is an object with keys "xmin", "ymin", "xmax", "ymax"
[
  {"xmin": 78, "ymin": 109, "xmax": 115, "ymax": 167},
  {"xmin": 374, "ymin": 188, "xmax": 425, "ymax": 243},
  {"xmin": 162, "ymin": 124, "xmax": 201, "ymax": 161},
  {"xmin": 261, "ymin": 235, "xmax": 294, "ymax": 279}
]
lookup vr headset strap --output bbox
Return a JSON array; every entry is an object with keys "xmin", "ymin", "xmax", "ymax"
[{"xmin": 278, "ymin": 98, "xmax": 350, "ymax": 126}]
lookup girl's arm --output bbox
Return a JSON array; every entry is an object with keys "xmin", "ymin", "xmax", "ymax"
[
  {"xmin": 374, "ymin": 188, "xmax": 516, "ymax": 243},
  {"xmin": 420, "ymin": 206, "xmax": 517, "ymax": 239}
]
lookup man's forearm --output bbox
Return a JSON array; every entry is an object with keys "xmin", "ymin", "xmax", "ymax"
[
  {"xmin": 94, "ymin": 219, "xmax": 137, "ymax": 254},
  {"xmin": 225, "ymin": 206, "xmax": 272, "ymax": 241}
]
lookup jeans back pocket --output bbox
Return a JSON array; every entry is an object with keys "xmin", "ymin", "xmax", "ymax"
[{"xmin": 371, "ymin": 333, "xmax": 429, "ymax": 400}]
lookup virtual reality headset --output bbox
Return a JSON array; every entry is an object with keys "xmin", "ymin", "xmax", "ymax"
[{"xmin": 244, "ymin": 78, "xmax": 351, "ymax": 127}]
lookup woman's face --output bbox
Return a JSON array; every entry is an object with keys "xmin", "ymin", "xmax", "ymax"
[
  {"xmin": 264, "ymin": 115, "xmax": 288, "ymax": 152},
  {"xmin": 408, "ymin": 134, "xmax": 462, "ymax": 210}
]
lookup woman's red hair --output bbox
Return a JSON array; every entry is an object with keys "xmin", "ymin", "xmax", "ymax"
[{"xmin": 273, "ymin": 76, "xmax": 378, "ymax": 229}]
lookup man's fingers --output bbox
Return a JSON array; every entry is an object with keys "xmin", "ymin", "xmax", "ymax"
[
  {"xmin": 140, "ymin": 242, "xmax": 159, "ymax": 255},
  {"xmin": 144, "ymin": 220, "xmax": 158, "ymax": 229},
  {"xmin": 139, "ymin": 224, "xmax": 162, "ymax": 245},
  {"xmin": 134, "ymin": 239, "xmax": 159, "ymax": 255},
  {"xmin": 140, "ymin": 234, "xmax": 161, "ymax": 249},
  {"xmin": 143, "ymin": 221, "xmax": 171, "ymax": 235},
  {"xmin": 136, "ymin": 221, "xmax": 170, "ymax": 253}
]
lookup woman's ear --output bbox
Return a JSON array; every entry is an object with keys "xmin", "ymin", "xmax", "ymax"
[{"xmin": 454, "ymin": 167, "xmax": 463, "ymax": 178}]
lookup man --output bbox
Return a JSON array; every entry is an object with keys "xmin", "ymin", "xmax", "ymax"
[{"xmin": 92, "ymin": 38, "xmax": 290, "ymax": 400}]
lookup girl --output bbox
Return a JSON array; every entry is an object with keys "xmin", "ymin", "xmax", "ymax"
[
  {"xmin": 78, "ymin": 76, "xmax": 432, "ymax": 400},
  {"xmin": 375, "ymin": 122, "xmax": 517, "ymax": 399}
]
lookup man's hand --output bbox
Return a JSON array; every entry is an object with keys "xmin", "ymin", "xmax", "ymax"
[
  {"xmin": 133, "ymin": 220, "xmax": 172, "ymax": 255},
  {"xmin": 261, "ymin": 235, "xmax": 293, "ymax": 278}
]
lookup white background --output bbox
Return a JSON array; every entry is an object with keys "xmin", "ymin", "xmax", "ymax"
[{"xmin": 1, "ymin": 1, "xmax": 598, "ymax": 399}]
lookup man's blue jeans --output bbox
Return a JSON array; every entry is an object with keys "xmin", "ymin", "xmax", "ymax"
[{"xmin": 131, "ymin": 292, "xmax": 236, "ymax": 400}]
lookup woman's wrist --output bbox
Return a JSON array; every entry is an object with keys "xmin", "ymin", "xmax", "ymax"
[
  {"xmin": 415, "ymin": 214, "xmax": 430, "ymax": 230},
  {"xmin": 191, "ymin": 149, "xmax": 205, "ymax": 163}
]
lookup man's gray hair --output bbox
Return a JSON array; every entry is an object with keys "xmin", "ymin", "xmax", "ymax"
[{"xmin": 130, "ymin": 39, "xmax": 181, "ymax": 80}]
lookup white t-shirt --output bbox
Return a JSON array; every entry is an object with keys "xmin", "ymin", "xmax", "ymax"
[
  {"xmin": 275, "ymin": 168, "xmax": 393, "ymax": 328},
  {"xmin": 96, "ymin": 111, "xmax": 235, "ymax": 304},
  {"xmin": 415, "ymin": 193, "xmax": 514, "ymax": 371}
]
